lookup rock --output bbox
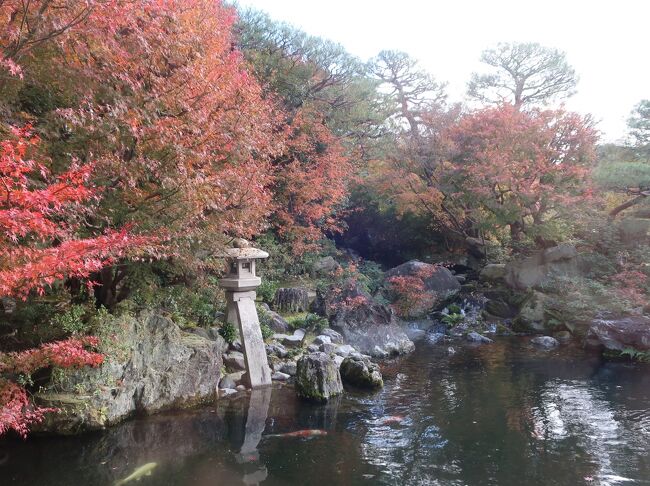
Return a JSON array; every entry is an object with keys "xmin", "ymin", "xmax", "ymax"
[
  {"xmin": 554, "ymin": 330, "xmax": 572, "ymax": 342},
  {"xmin": 219, "ymin": 374, "xmax": 237, "ymax": 389},
  {"xmin": 295, "ymin": 352, "xmax": 343, "ymax": 401},
  {"xmin": 479, "ymin": 264, "xmax": 507, "ymax": 282},
  {"xmin": 207, "ymin": 327, "xmax": 222, "ymax": 341},
  {"xmin": 312, "ymin": 335, "xmax": 332, "ymax": 346},
  {"xmin": 585, "ymin": 317, "xmax": 650, "ymax": 353},
  {"xmin": 313, "ymin": 256, "xmax": 341, "ymax": 274},
  {"xmin": 227, "ymin": 371, "xmax": 245, "ymax": 386},
  {"xmin": 282, "ymin": 336, "xmax": 303, "ymax": 348},
  {"xmin": 515, "ymin": 291, "xmax": 549, "ymax": 332},
  {"xmin": 543, "ymin": 243, "xmax": 578, "ymax": 263},
  {"xmin": 531, "ymin": 336, "xmax": 559, "ymax": 349},
  {"xmin": 271, "ymin": 372, "xmax": 290, "ymax": 381},
  {"xmin": 530, "ymin": 336, "xmax": 560, "ymax": 349},
  {"xmin": 219, "ymin": 388, "xmax": 237, "ymax": 397},
  {"xmin": 273, "ymin": 287, "xmax": 310, "ymax": 313},
  {"xmin": 372, "ymin": 346, "xmax": 389, "ymax": 358},
  {"xmin": 186, "ymin": 327, "xmax": 210, "ymax": 340},
  {"xmin": 505, "ymin": 244, "xmax": 580, "ymax": 290},
  {"xmin": 340, "ymin": 355, "xmax": 383, "ymax": 389},
  {"xmin": 265, "ymin": 343, "xmax": 288, "ymax": 358},
  {"xmin": 466, "ymin": 332, "xmax": 493, "ymax": 344},
  {"xmin": 236, "ymin": 385, "xmax": 247, "ymax": 391},
  {"xmin": 34, "ymin": 312, "xmax": 225, "ymax": 435},
  {"xmin": 274, "ymin": 332, "xmax": 304, "ymax": 348},
  {"xmin": 265, "ymin": 310, "xmax": 290, "ymax": 333},
  {"xmin": 335, "ymin": 344, "xmax": 355, "ymax": 357},
  {"xmin": 293, "ymin": 329, "xmax": 306, "ymax": 340},
  {"xmin": 426, "ymin": 332, "xmax": 445, "ymax": 344},
  {"xmin": 268, "ymin": 355, "xmax": 282, "ymax": 372},
  {"xmin": 320, "ymin": 328, "xmax": 343, "ymax": 344},
  {"xmin": 485, "ymin": 299, "xmax": 517, "ymax": 319},
  {"xmin": 307, "ymin": 344, "xmax": 320, "ymax": 353},
  {"xmin": 1, "ymin": 296, "xmax": 16, "ymax": 314},
  {"xmin": 319, "ymin": 280, "xmax": 414, "ymax": 357},
  {"xmin": 279, "ymin": 361, "xmax": 297, "ymax": 376},
  {"xmin": 465, "ymin": 236, "xmax": 486, "ymax": 259},
  {"xmin": 223, "ymin": 351, "xmax": 246, "ymax": 371},
  {"xmin": 333, "ymin": 355, "xmax": 345, "ymax": 368},
  {"xmin": 230, "ymin": 340, "xmax": 243, "ymax": 352},
  {"xmin": 320, "ymin": 342, "xmax": 337, "ymax": 354},
  {"xmin": 385, "ymin": 260, "xmax": 461, "ymax": 300}
]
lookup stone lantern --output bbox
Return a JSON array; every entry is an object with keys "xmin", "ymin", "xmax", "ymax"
[{"xmin": 219, "ymin": 239, "xmax": 272, "ymax": 388}]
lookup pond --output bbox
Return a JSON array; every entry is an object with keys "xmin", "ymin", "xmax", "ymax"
[{"xmin": 2, "ymin": 337, "xmax": 649, "ymax": 485}]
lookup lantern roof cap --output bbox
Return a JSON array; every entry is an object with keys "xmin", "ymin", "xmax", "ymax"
[{"xmin": 217, "ymin": 247, "xmax": 269, "ymax": 259}]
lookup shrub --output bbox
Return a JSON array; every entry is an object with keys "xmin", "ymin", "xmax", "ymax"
[
  {"xmin": 50, "ymin": 305, "xmax": 90, "ymax": 336},
  {"xmin": 358, "ymin": 260, "xmax": 385, "ymax": 294},
  {"xmin": 257, "ymin": 279, "xmax": 278, "ymax": 304},
  {"xmin": 386, "ymin": 267, "xmax": 437, "ymax": 319},
  {"xmin": 286, "ymin": 313, "xmax": 328, "ymax": 333},
  {"xmin": 441, "ymin": 312, "xmax": 464, "ymax": 328},
  {"xmin": 219, "ymin": 322, "xmax": 238, "ymax": 344}
]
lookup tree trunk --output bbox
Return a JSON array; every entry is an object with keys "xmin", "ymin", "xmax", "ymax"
[
  {"xmin": 510, "ymin": 221, "xmax": 524, "ymax": 241},
  {"xmin": 609, "ymin": 192, "xmax": 650, "ymax": 218},
  {"xmin": 92, "ymin": 266, "xmax": 129, "ymax": 309}
]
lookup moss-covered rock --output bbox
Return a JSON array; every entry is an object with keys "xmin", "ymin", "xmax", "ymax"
[
  {"xmin": 340, "ymin": 355, "xmax": 383, "ymax": 389},
  {"xmin": 295, "ymin": 352, "xmax": 342, "ymax": 402},
  {"xmin": 33, "ymin": 311, "xmax": 228, "ymax": 435}
]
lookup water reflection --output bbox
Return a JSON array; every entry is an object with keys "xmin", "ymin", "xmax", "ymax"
[{"xmin": 1, "ymin": 338, "xmax": 649, "ymax": 485}]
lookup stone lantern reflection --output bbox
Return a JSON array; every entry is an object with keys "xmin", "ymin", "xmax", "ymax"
[{"xmin": 218, "ymin": 239, "xmax": 272, "ymax": 388}]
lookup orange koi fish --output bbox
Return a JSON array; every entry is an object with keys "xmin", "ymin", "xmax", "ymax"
[
  {"xmin": 265, "ymin": 429, "xmax": 328, "ymax": 439},
  {"xmin": 381, "ymin": 415, "xmax": 405, "ymax": 425}
]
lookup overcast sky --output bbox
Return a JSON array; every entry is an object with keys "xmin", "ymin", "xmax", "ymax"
[{"xmin": 235, "ymin": 0, "xmax": 649, "ymax": 143}]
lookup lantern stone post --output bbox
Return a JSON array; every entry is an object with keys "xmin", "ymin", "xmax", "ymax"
[{"xmin": 218, "ymin": 241, "xmax": 272, "ymax": 388}]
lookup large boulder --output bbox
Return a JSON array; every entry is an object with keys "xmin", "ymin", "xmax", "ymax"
[
  {"xmin": 317, "ymin": 280, "xmax": 414, "ymax": 357},
  {"xmin": 385, "ymin": 260, "xmax": 461, "ymax": 299},
  {"xmin": 585, "ymin": 317, "xmax": 650, "ymax": 353},
  {"xmin": 479, "ymin": 264, "xmax": 507, "ymax": 283},
  {"xmin": 34, "ymin": 312, "xmax": 227, "ymax": 435},
  {"xmin": 295, "ymin": 352, "xmax": 343, "ymax": 401},
  {"xmin": 312, "ymin": 256, "xmax": 341, "ymax": 275},
  {"xmin": 340, "ymin": 355, "xmax": 383, "ymax": 389},
  {"xmin": 504, "ymin": 243, "xmax": 579, "ymax": 290},
  {"xmin": 273, "ymin": 287, "xmax": 310, "ymax": 313},
  {"xmin": 531, "ymin": 336, "xmax": 559, "ymax": 349},
  {"xmin": 263, "ymin": 309, "xmax": 291, "ymax": 333},
  {"xmin": 514, "ymin": 291, "xmax": 549, "ymax": 332}
]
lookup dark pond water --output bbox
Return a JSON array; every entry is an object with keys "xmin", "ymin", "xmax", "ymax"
[{"xmin": 2, "ymin": 337, "xmax": 650, "ymax": 486}]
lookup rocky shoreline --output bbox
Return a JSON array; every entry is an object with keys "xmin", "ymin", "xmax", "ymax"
[{"xmin": 32, "ymin": 243, "xmax": 649, "ymax": 435}]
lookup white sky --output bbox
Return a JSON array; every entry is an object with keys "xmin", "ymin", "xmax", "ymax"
[{"xmin": 235, "ymin": 0, "xmax": 650, "ymax": 143}]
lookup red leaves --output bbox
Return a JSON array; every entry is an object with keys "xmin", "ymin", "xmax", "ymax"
[
  {"xmin": 449, "ymin": 105, "xmax": 597, "ymax": 210},
  {"xmin": 0, "ymin": 380, "xmax": 53, "ymax": 438},
  {"xmin": 0, "ymin": 127, "xmax": 151, "ymax": 298},
  {"xmin": 387, "ymin": 266, "xmax": 437, "ymax": 318},
  {"xmin": 0, "ymin": 337, "xmax": 103, "ymax": 438},
  {"xmin": 0, "ymin": 336, "xmax": 103, "ymax": 376},
  {"xmin": 273, "ymin": 109, "xmax": 352, "ymax": 253}
]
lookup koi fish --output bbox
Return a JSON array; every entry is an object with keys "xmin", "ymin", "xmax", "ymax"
[
  {"xmin": 114, "ymin": 462, "xmax": 158, "ymax": 485},
  {"xmin": 381, "ymin": 415, "xmax": 405, "ymax": 425},
  {"xmin": 265, "ymin": 429, "xmax": 328, "ymax": 439}
]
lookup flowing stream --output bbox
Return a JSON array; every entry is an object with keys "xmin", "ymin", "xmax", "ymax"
[{"xmin": 2, "ymin": 337, "xmax": 650, "ymax": 485}]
